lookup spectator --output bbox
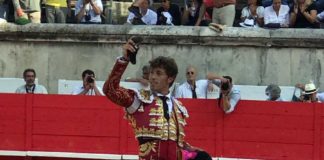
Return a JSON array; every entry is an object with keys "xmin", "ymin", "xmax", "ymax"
[
  {"xmin": 12, "ymin": 0, "xmax": 41, "ymax": 23},
  {"xmin": 16, "ymin": 68, "xmax": 48, "ymax": 94},
  {"xmin": 45, "ymin": 0, "xmax": 69, "ymax": 23},
  {"xmin": 290, "ymin": 0, "xmax": 318, "ymax": 28},
  {"xmin": 295, "ymin": 82, "xmax": 322, "ymax": 102},
  {"xmin": 125, "ymin": 65, "xmax": 150, "ymax": 87},
  {"xmin": 0, "ymin": 0, "xmax": 9, "ymax": 21},
  {"xmin": 71, "ymin": 69, "xmax": 103, "ymax": 95},
  {"xmin": 75, "ymin": 0, "xmax": 103, "ymax": 24},
  {"xmin": 240, "ymin": 0, "xmax": 265, "ymax": 27},
  {"xmin": 207, "ymin": 73, "xmax": 241, "ymax": 113},
  {"xmin": 265, "ymin": 84, "xmax": 283, "ymax": 101},
  {"xmin": 175, "ymin": 65, "xmax": 214, "ymax": 99},
  {"xmin": 211, "ymin": 0, "xmax": 236, "ymax": 26},
  {"xmin": 156, "ymin": 0, "xmax": 181, "ymax": 25},
  {"xmin": 264, "ymin": 0, "xmax": 290, "ymax": 28},
  {"xmin": 127, "ymin": 0, "xmax": 157, "ymax": 25},
  {"xmin": 182, "ymin": 0, "xmax": 209, "ymax": 26}
]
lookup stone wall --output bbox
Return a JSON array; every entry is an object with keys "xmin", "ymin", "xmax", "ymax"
[{"xmin": 0, "ymin": 23, "xmax": 323, "ymax": 93}]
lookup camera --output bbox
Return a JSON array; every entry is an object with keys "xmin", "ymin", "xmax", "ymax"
[
  {"xmin": 303, "ymin": 94, "xmax": 310, "ymax": 101},
  {"xmin": 86, "ymin": 76, "xmax": 94, "ymax": 83},
  {"xmin": 221, "ymin": 81, "xmax": 230, "ymax": 91}
]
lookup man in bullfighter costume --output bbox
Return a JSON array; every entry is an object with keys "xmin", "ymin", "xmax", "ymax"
[{"xmin": 103, "ymin": 38, "xmax": 211, "ymax": 160}]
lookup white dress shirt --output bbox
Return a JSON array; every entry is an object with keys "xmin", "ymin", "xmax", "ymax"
[
  {"xmin": 75, "ymin": 0, "xmax": 103, "ymax": 23},
  {"xmin": 175, "ymin": 80, "xmax": 209, "ymax": 99},
  {"xmin": 16, "ymin": 84, "xmax": 48, "ymax": 94},
  {"xmin": 71, "ymin": 84, "xmax": 103, "ymax": 95},
  {"xmin": 127, "ymin": 8, "xmax": 157, "ymax": 25},
  {"xmin": 264, "ymin": 5, "xmax": 289, "ymax": 26}
]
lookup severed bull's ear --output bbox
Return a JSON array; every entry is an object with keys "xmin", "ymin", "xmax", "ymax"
[{"xmin": 208, "ymin": 23, "xmax": 225, "ymax": 32}]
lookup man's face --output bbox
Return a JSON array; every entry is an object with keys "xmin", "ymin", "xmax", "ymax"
[
  {"xmin": 186, "ymin": 67, "xmax": 196, "ymax": 82},
  {"xmin": 149, "ymin": 67, "xmax": 174, "ymax": 94},
  {"xmin": 142, "ymin": 69, "xmax": 150, "ymax": 80},
  {"xmin": 272, "ymin": 0, "xmax": 281, "ymax": 11},
  {"xmin": 140, "ymin": 0, "xmax": 149, "ymax": 11},
  {"xmin": 83, "ymin": 74, "xmax": 94, "ymax": 84},
  {"xmin": 162, "ymin": 0, "xmax": 170, "ymax": 10},
  {"xmin": 24, "ymin": 71, "xmax": 35, "ymax": 86}
]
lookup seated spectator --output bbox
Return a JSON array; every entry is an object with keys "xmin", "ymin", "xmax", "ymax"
[
  {"xmin": 12, "ymin": 0, "xmax": 41, "ymax": 24},
  {"xmin": 175, "ymin": 65, "xmax": 214, "ymax": 99},
  {"xmin": 290, "ymin": 0, "xmax": 318, "ymax": 28},
  {"xmin": 264, "ymin": 0, "xmax": 290, "ymax": 28},
  {"xmin": 182, "ymin": 0, "xmax": 209, "ymax": 26},
  {"xmin": 75, "ymin": 0, "xmax": 103, "ymax": 24},
  {"xmin": 125, "ymin": 65, "xmax": 150, "ymax": 87},
  {"xmin": 156, "ymin": 0, "xmax": 181, "ymax": 25},
  {"xmin": 240, "ymin": 0, "xmax": 265, "ymax": 27},
  {"xmin": 207, "ymin": 73, "xmax": 241, "ymax": 114},
  {"xmin": 16, "ymin": 68, "xmax": 48, "ymax": 94},
  {"xmin": 127, "ymin": 0, "xmax": 157, "ymax": 25},
  {"xmin": 265, "ymin": 84, "xmax": 283, "ymax": 101},
  {"xmin": 72, "ymin": 69, "xmax": 103, "ymax": 95}
]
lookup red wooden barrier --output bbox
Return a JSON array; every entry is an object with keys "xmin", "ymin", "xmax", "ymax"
[{"xmin": 0, "ymin": 94, "xmax": 323, "ymax": 160}]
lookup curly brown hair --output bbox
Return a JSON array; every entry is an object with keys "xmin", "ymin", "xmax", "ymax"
[{"xmin": 149, "ymin": 56, "xmax": 178, "ymax": 87}]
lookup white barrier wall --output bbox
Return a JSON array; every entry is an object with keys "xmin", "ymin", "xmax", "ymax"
[
  {"xmin": 0, "ymin": 78, "xmax": 38, "ymax": 93},
  {"xmin": 58, "ymin": 79, "xmax": 296, "ymax": 101}
]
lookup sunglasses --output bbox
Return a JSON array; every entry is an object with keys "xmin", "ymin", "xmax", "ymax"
[{"xmin": 187, "ymin": 71, "xmax": 194, "ymax": 75}]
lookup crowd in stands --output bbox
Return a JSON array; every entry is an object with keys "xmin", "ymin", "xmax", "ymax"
[
  {"xmin": 18, "ymin": 65, "xmax": 324, "ymax": 115},
  {"xmin": 0, "ymin": 0, "xmax": 323, "ymax": 27}
]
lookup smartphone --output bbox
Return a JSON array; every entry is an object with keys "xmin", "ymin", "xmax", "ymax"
[{"xmin": 128, "ymin": 36, "xmax": 143, "ymax": 65}]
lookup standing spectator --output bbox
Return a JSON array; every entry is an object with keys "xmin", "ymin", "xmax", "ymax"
[
  {"xmin": 301, "ymin": 82, "xmax": 320, "ymax": 103},
  {"xmin": 72, "ymin": 69, "xmax": 103, "ymax": 95},
  {"xmin": 265, "ymin": 84, "xmax": 283, "ymax": 101},
  {"xmin": 295, "ymin": 82, "xmax": 323, "ymax": 102},
  {"xmin": 0, "ymin": 0, "xmax": 9, "ymax": 21},
  {"xmin": 207, "ymin": 73, "xmax": 241, "ymax": 114},
  {"xmin": 125, "ymin": 65, "xmax": 150, "ymax": 87},
  {"xmin": 211, "ymin": 0, "xmax": 236, "ymax": 26},
  {"xmin": 16, "ymin": 68, "xmax": 48, "ymax": 94},
  {"xmin": 240, "ymin": 0, "xmax": 265, "ymax": 27},
  {"xmin": 45, "ymin": 0, "xmax": 69, "ymax": 23},
  {"xmin": 75, "ymin": 0, "xmax": 103, "ymax": 24},
  {"xmin": 156, "ymin": 0, "xmax": 181, "ymax": 25},
  {"xmin": 264, "ymin": 0, "xmax": 290, "ymax": 28},
  {"xmin": 12, "ymin": 0, "xmax": 41, "ymax": 23},
  {"xmin": 290, "ymin": 0, "xmax": 318, "ymax": 28},
  {"xmin": 175, "ymin": 65, "xmax": 214, "ymax": 99},
  {"xmin": 182, "ymin": 0, "xmax": 205, "ymax": 25},
  {"xmin": 127, "ymin": 0, "xmax": 157, "ymax": 25}
]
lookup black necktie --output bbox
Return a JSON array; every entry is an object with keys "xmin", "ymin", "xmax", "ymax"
[
  {"xmin": 191, "ymin": 86, "xmax": 197, "ymax": 99},
  {"xmin": 159, "ymin": 96, "xmax": 170, "ymax": 121}
]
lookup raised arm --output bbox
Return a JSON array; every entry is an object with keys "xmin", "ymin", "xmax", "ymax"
[{"xmin": 103, "ymin": 39, "xmax": 138, "ymax": 107}]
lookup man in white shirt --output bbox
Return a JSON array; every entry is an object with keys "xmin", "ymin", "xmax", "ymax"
[
  {"xmin": 264, "ymin": 0, "xmax": 290, "ymax": 27},
  {"xmin": 127, "ymin": 0, "xmax": 157, "ymax": 25},
  {"xmin": 175, "ymin": 65, "xmax": 214, "ymax": 99},
  {"xmin": 71, "ymin": 69, "xmax": 103, "ymax": 96},
  {"xmin": 16, "ymin": 68, "xmax": 48, "ymax": 94},
  {"xmin": 75, "ymin": 0, "xmax": 103, "ymax": 24}
]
